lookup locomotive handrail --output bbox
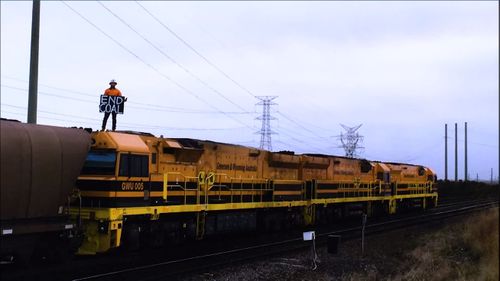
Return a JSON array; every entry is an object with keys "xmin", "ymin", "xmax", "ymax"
[
  {"xmin": 427, "ymin": 181, "xmax": 434, "ymax": 193},
  {"xmin": 272, "ymin": 179, "xmax": 303, "ymax": 183},
  {"xmin": 271, "ymin": 180, "xmax": 306, "ymax": 201},
  {"xmin": 161, "ymin": 171, "xmax": 435, "ymax": 205},
  {"xmin": 213, "ymin": 173, "xmax": 267, "ymax": 183},
  {"xmin": 398, "ymin": 181, "xmax": 429, "ymax": 185},
  {"xmin": 213, "ymin": 173, "xmax": 271, "ymax": 204},
  {"xmin": 313, "ymin": 180, "xmax": 380, "ymax": 199},
  {"xmin": 163, "ymin": 172, "xmax": 199, "ymax": 204},
  {"xmin": 315, "ymin": 179, "xmax": 375, "ymax": 185},
  {"xmin": 397, "ymin": 183, "xmax": 429, "ymax": 195}
]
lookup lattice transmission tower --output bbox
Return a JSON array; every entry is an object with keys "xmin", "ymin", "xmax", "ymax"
[
  {"xmin": 338, "ymin": 124, "xmax": 364, "ymax": 158},
  {"xmin": 255, "ymin": 96, "xmax": 278, "ymax": 151}
]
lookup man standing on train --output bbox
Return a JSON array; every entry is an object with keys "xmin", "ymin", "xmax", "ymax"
[{"xmin": 101, "ymin": 79, "xmax": 126, "ymax": 131}]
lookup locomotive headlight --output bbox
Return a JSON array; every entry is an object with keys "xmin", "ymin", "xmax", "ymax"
[{"xmin": 98, "ymin": 220, "xmax": 109, "ymax": 233}]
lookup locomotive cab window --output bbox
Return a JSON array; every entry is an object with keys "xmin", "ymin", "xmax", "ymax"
[
  {"xmin": 81, "ymin": 150, "xmax": 117, "ymax": 175},
  {"xmin": 360, "ymin": 160, "xmax": 372, "ymax": 173},
  {"xmin": 377, "ymin": 172, "xmax": 390, "ymax": 183},
  {"xmin": 119, "ymin": 154, "xmax": 149, "ymax": 177}
]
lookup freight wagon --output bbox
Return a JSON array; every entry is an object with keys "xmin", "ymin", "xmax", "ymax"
[{"xmin": 0, "ymin": 120, "xmax": 90, "ymax": 262}]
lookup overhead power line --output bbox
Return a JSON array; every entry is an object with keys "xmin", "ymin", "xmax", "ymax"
[
  {"xmin": 58, "ymin": 2, "xmax": 340, "ymax": 154},
  {"xmin": 1, "ymin": 104, "xmax": 246, "ymax": 131},
  {"xmin": 3, "ymin": 82, "xmax": 332, "ymax": 153},
  {"xmin": 2, "ymin": 84, "xmax": 95, "ymax": 104},
  {"xmin": 1, "ymin": 84, "xmax": 254, "ymax": 115},
  {"xmin": 2, "ymin": 75, "xmax": 248, "ymax": 113},
  {"xmin": 277, "ymin": 111, "xmax": 330, "ymax": 141},
  {"xmin": 61, "ymin": 1, "xmax": 252, "ymax": 129},
  {"xmin": 130, "ymin": 2, "xmax": 341, "ymax": 153},
  {"xmin": 134, "ymin": 1, "xmax": 257, "ymax": 100},
  {"xmin": 98, "ymin": 1, "xmax": 249, "ymax": 113}
]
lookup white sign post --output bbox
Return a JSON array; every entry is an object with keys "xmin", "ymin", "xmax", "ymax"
[{"xmin": 303, "ymin": 231, "xmax": 319, "ymax": 270}]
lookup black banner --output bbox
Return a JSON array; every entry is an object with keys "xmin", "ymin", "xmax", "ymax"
[{"xmin": 99, "ymin": 95, "xmax": 125, "ymax": 114}]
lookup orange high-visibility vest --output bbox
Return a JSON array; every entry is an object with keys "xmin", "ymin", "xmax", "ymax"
[{"xmin": 104, "ymin": 88, "xmax": 122, "ymax": 97}]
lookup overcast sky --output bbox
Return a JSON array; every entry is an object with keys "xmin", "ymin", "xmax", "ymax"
[{"xmin": 1, "ymin": 1, "xmax": 498, "ymax": 180}]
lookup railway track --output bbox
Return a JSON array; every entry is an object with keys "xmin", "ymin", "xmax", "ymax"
[
  {"xmin": 76, "ymin": 198, "xmax": 498, "ymax": 281},
  {"xmin": 1, "ymin": 198, "xmax": 497, "ymax": 281}
]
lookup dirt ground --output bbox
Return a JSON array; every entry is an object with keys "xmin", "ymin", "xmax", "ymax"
[{"xmin": 183, "ymin": 208, "xmax": 499, "ymax": 281}]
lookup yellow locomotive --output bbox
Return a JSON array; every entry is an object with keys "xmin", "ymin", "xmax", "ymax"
[{"xmin": 73, "ymin": 130, "xmax": 437, "ymax": 254}]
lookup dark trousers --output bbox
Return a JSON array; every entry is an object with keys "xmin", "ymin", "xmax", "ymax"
[{"xmin": 102, "ymin": 112, "xmax": 117, "ymax": 131}]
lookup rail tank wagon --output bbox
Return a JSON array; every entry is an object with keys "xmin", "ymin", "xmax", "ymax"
[{"xmin": 0, "ymin": 119, "xmax": 91, "ymax": 262}]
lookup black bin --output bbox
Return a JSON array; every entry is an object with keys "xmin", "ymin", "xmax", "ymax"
[{"xmin": 327, "ymin": 235, "xmax": 341, "ymax": 254}]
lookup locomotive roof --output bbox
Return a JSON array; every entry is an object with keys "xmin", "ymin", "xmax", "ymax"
[
  {"xmin": 112, "ymin": 130, "xmax": 155, "ymax": 137},
  {"xmin": 98, "ymin": 130, "xmax": 429, "ymax": 169},
  {"xmin": 171, "ymin": 137, "xmax": 261, "ymax": 151}
]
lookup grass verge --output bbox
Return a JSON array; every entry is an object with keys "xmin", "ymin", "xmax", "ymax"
[{"xmin": 388, "ymin": 208, "xmax": 499, "ymax": 281}]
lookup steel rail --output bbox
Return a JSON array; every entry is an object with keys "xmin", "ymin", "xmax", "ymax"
[{"xmin": 71, "ymin": 198, "xmax": 498, "ymax": 281}]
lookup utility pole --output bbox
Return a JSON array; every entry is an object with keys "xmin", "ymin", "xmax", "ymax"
[
  {"xmin": 464, "ymin": 122, "xmax": 468, "ymax": 181},
  {"xmin": 28, "ymin": 0, "xmax": 40, "ymax": 124},
  {"xmin": 454, "ymin": 123, "xmax": 458, "ymax": 181},
  {"xmin": 491, "ymin": 168, "xmax": 493, "ymax": 184},
  {"xmin": 476, "ymin": 173, "xmax": 479, "ymax": 182},
  {"xmin": 445, "ymin": 124, "xmax": 448, "ymax": 181},
  {"xmin": 255, "ymin": 96, "xmax": 277, "ymax": 151}
]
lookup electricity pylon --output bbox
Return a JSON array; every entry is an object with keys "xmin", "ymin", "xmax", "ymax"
[
  {"xmin": 255, "ymin": 96, "xmax": 278, "ymax": 151},
  {"xmin": 338, "ymin": 124, "xmax": 364, "ymax": 158}
]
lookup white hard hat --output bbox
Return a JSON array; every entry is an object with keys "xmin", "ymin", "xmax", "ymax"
[{"xmin": 109, "ymin": 79, "xmax": 117, "ymax": 85}]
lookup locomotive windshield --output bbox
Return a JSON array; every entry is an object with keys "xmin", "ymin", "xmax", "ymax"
[{"xmin": 81, "ymin": 150, "xmax": 117, "ymax": 175}]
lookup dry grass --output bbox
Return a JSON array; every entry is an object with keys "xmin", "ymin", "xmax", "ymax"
[
  {"xmin": 460, "ymin": 208, "xmax": 499, "ymax": 281},
  {"xmin": 334, "ymin": 208, "xmax": 499, "ymax": 281},
  {"xmin": 184, "ymin": 208, "xmax": 498, "ymax": 281},
  {"xmin": 390, "ymin": 208, "xmax": 499, "ymax": 281}
]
